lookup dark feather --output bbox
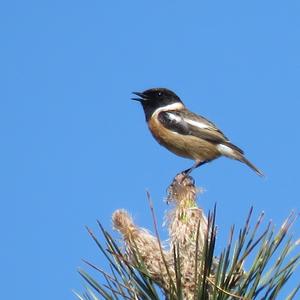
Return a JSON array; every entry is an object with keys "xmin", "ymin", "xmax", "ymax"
[{"xmin": 158, "ymin": 111, "xmax": 190, "ymax": 135}]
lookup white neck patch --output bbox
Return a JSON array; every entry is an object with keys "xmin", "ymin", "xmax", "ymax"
[{"xmin": 153, "ymin": 102, "xmax": 184, "ymax": 116}]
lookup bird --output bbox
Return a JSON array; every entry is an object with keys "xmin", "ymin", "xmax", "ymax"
[{"xmin": 132, "ymin": 87, "xmax": 263, "ymax": 177}]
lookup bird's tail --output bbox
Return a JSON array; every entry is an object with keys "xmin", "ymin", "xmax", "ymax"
[
  {"xmin": 222, "ymin": 142, "xmax": 264, "ymax": 176},
  {"xmin": 240, "ymin": 156, "xmax": 264, "ymax": 177}
]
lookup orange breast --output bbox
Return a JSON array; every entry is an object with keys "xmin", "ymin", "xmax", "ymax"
[{"xmin": 148, "ymin": 118, "xmax": 220, "ymax": 162}]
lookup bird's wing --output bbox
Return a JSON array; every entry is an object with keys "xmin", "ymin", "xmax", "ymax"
[
  {"xmin": 158, "ymin": 110, "xmax": 234, "ymax": 145},
  {"xmin": 158, "ymin": 110, "xmax": 245, "ymax": 154}
]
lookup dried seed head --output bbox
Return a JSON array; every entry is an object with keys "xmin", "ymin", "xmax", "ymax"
[{"xmin": 112, "ymin": 209, "xmax": 135, "ymax": 234}]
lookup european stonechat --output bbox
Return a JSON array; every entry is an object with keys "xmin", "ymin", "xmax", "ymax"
[{"xmin": 132, "ymin": 88, "xmax": 263, "ymax": 176}]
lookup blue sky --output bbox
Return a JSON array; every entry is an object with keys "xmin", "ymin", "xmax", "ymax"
[{"xmin": 1, "ymin": 1, "xmax": 300, "ymax": 299}]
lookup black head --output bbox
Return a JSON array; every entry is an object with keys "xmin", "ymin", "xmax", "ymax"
[{"xmin": 132, "ymin": 88, "xmax": 183, "ymax": 121}]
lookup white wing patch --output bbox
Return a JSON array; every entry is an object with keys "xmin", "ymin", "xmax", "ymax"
[
  {"xmin": 166, "ymin": 112, "xmax": 182, "ymax": 122},
  {"xmin": 217, "ymin": 144, "xmax": 234, "ymax": 156},
  {"xmin": 185, "ymin": 119, "xmax": 210, "ymax": 129}
]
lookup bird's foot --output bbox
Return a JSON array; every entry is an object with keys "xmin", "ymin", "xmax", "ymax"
[{"xmin": 176, "ymin": 171, "xmax": 195, "ymax": 185}]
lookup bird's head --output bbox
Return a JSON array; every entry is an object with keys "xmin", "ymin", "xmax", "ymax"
[{"xmin": 132, "ymin": 88, "xmax": 183, "ymax": 121}]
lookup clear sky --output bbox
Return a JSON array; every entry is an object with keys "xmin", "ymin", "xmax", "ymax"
[{"xmin": 1, "ymin": 1, "xmax": 300, "ymax": 299}]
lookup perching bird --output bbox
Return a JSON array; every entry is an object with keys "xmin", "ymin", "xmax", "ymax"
[{"xmin": 132, "ymin": 88, "xmax": 263, "ymax": 176}]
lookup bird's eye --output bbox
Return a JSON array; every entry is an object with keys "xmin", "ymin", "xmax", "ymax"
[{"xmin": 157, "ymin": 91, "xmax": 162, "ymax": 97}]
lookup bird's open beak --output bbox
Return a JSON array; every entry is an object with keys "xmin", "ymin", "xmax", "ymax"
[{"xmin": 131, "ymin": 92, "xmax": 147, "ymax": 102}]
